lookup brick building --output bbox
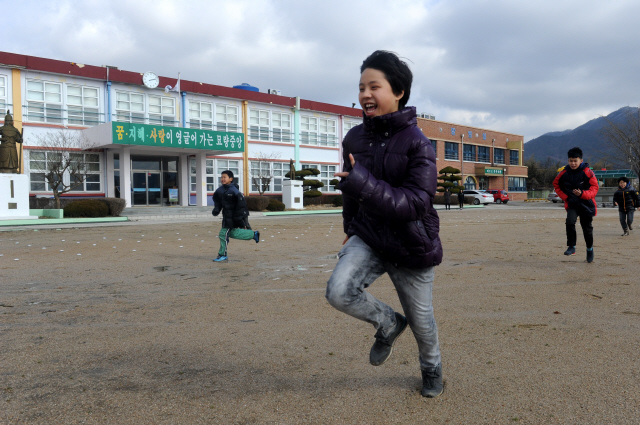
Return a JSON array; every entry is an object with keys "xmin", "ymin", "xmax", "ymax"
[{"xmin": 417, "ymin": 118, "xmax": 528, "ymax": 201}]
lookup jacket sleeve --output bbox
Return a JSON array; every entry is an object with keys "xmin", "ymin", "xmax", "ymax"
[
  {"xmin": 553, "ymin": 170, "xmax": 568, "ymax": 202},
  {"xmin": 580, "ymin": 168, "xmax": 599, "ymax": 200},
  {"xmin": 339, "ymin": 135, "xmax": 435, "ymax": 222},
  {"xmin": 212, "ymin": 189, "xmax": 222, "ymax": 216},
  {"xmin": 340, "ymin": 133, "xmax": 359, "ymax": 234}
]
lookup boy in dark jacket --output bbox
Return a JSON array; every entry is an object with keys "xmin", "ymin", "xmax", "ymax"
[
  {"xmin": 326, "ymin": 51, "xmax": 443, "ymax": 398},
  {"xmin": 552, "ymin": 147, "xmax": 599, "ymax": 262},
  {"xmin": 212, "ymin": 170, "xmax": 259, "ymax": 261},
  {"xmin": 443, "ymin": 188, "xmax": 451, "ymax": 210},
  {"xmin": 613, "ymin": 176, "xmax": 640, "ymax": 236}
]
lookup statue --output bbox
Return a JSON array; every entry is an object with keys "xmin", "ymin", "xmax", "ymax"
[
  {"xmin": 289, "ymin": 159, "xmax": 296, "ymax": 181},
  {"xmin": 0, "ymin": 110, "xmax": 23, "ymax": 174}
]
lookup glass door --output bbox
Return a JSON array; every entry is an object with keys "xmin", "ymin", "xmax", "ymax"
[
  {"xmin": 132, "ymin": 172, "xmax": 162, "ymax": 206},
  {"xmin": 132, "ymin": 172, "xmax": 148, "ymax": 205},
  {"xmin": 148, "ymin": 173, "xmax": 161, "ymax": 205}
]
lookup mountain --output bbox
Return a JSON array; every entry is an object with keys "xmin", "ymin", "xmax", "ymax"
[{"xmin": 524, "ymin": 106, "xmax": 637, "ymax": 165}]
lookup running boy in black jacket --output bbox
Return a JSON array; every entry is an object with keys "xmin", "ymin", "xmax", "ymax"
[
  {"xmin": 212, "ymin": 170, "xmax": 259, "ymax": 261},
  {"xmin": 613, "ymin": 176, "xmax": 640, "ymax": 236}
]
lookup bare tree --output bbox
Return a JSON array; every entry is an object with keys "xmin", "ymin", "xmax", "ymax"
[
  {"xmin": 600, "ymin": 107, "xmax": 640, "ymax": 181},
  {"xmin": 31, "ymin": 130, "xmax": 98, "ymax": 209},
  {"xmin": 251, "ymin": 151, "xmax": 282, "ymax": 195}
]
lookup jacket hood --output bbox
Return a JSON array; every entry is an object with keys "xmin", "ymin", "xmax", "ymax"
[{"xmin": 362, "ymin": 106, "xmax": 416, "ymax": 135}]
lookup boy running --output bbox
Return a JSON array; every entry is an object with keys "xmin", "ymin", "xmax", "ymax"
[
  {"xmin": 613, "ymin": 176, "xmax": 640, "ymax": 236},
  {"xmin": 212, "ymin": 170, "xmax": 259, "ymax": 261},
  {"xmin": 326, "ymin": 51, "xmax": 444, "ymax": 398},
  {"xmin": 552, "ymin": 147, "xmax": 598, "ymax": 263}
]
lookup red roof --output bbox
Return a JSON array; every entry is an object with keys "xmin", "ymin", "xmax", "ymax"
[{"xmin": 0, "ymin": 51, "xmax": 362, "ymax": 118}]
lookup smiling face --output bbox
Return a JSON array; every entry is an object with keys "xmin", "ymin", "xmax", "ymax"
[
  {"xmin": 619, "ymin": 180, "xmax": 628, "ymax": 189},
  {"xmin": 220, "ymin": 173, "xmax": 232, "ymax": 185},
  {"xmin": 359, "ymin": 68, "xmax": 404, "ymax": 118},
  {"xmin": 568, "ymin": 157, "xmax": 583, "ymax": 170}
]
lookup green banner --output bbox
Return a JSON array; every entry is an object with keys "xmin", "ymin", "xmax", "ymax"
[
  {"xmin": 111, "ymin": 122, "xmax": 244, "ymax": 152},
  {"xmin": 483, "ymin": 168, "xmax": 503, "ymax": 175}
]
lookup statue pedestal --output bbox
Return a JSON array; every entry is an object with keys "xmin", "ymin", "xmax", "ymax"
[
  {"xmin": 282, "ymin": 180, "xmax": 304, "ymax": 209},
  {"xmin": 0, "ymin": 174, "xmax": 36, "ymax": 220}
]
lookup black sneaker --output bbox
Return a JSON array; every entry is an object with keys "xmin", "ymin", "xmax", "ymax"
[
  {"xmin": 587, "ymin": 248, "xmax": 594, "ymax": 263},
  {"xmin": 421, "ymin": 364, "xmax": 444, "ymax": 398},
  {"xmin": 629, "ymin": 224, "xmax": 633, "ymax": 231},
  {"xmin": 370, "ymin": 312, "xmax": 407, "ymax": 366},
  {"xmin": 622, "ymin": 229, "xmax": 629, "ymax": 236},
  {"xmin": 564, "ymin": 246, "xmax": 576, "ymax": 256}
]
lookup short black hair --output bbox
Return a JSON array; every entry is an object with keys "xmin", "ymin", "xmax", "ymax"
[
  {"xmin": 618, "ymin": 176, "xmax": 629, "ymax": 183},
  {"xmin": 360, "ymin": 50, "xmax": 412, "ymax": 109},
  {"xmin": 221, "ymin": 170, "xmax": 234, "ymax": 180},
  {"xmin": 567, "ymin": 147, "xmax": 583, "ymax": 159}
]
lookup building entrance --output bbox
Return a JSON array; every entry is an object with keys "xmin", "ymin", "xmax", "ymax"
[{"xmin": 131, "ymin": 156, "xmax": 179, "ymax": 206}]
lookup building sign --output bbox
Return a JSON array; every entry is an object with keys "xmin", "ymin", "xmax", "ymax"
[
  {"xmin": 476, "ymin": 166, "xmax": 504, "ymax": 176},
  {"xmin": 111, "ymin": 122, "xmax": 244, "ymax": 152}
]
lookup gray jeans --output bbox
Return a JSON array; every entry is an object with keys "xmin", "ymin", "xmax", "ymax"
[
  {"xmin": 325, "ymin": 235, "xmax": 441, "ymax": 369},
  {"xmin": 619, "ymin": 209, "xmax": 635, "ymax": 230}
]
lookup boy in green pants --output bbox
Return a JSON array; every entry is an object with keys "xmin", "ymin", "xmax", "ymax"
[{"xmin": 212, "ymin": 170, "xmax": 259, "ymax": 261}]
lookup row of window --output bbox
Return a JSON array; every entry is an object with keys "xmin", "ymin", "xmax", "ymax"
[
  {"xmin": 196, "ymin": 159, "xmax": 338, "ymax": 194},
  {"xmin": 29, "ymin": 151, "xmax": 101, "ymax": 192},
  {"xmin": 441, "ymin": 141, "xmax": 519, "ymax": 165},
  {"xmin": 14, "ymin": 79, "xmax": 360, "ymax": 147}
]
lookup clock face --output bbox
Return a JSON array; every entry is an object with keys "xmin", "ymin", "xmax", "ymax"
[{"xmin": 142, "ymin": 72, "xmax": 159, "ymax": 89}]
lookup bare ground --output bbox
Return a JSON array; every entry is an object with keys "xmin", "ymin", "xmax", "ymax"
[{"xmin": 1, "ymin": 205, "xmax": 639, "ymax": 424}]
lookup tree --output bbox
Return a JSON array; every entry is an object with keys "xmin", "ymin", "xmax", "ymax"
[
  {"xmin": 600, "ymin": 107, "xmax": 640, "ymax": 181},
  {"xmin": 251, "ymin": 151, "xmax": 281, "ymax": 195},
  {"xmin": 31, "ymin": 130, "xmax": 97, "ymax": 209},
  {"xmin": 437, "ymin": 166, "xmax": 462, "ymax": 193},
  {"xmin": 285, "ymin": 166, "xmax": 324, "ymax": 197}
]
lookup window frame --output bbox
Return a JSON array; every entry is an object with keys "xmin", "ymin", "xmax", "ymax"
[
  {"xmin": 444, "ymin": 142, "xmax": 459, "ymax": 160},
  {"xmin": 115, "ymin": 90, "xmax": 145, "ymax": 123},
  {"xmin": 215, "ymin": 104, "xmax": 240, "ymax": 133},
  {"xmin": 463, "ymin": 144, "xmax": 476, "ymax": 162},
  {"xmin": 510, "ymin": 150, "xmax": 520, "ymax": 165},
  {"xmin": 189, "ymin": 101, "xmax": 214, "ymax": 130},
  {"xmin": 0, "ymin": 75, "xmax": 7, "ymax": 111},
  {"xmin": 249, "ymin": 108, "xmax": 270, "ymax": 141},
  {"xmin": 494, "ymin": 148, "xmax": 505, "ymax": 165},
  {"xmin": 148, "ymin": 95, "xmax": 177, "ymax": 127},
  {"xmin": 478, "ymin": 146, "xmax": 490, "ymax": 163},
  {"xmin": 26, "ymin": 79, "xmax": 63, "ymax": 124},
  {"xmin": 66, "ymin": 85, "xmax": 100, "ymax": 126}
]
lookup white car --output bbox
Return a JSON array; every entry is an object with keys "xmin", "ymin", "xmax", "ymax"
[
  {"xmin": 463, "ymin": 190, "xmax": 494, "ymax": 205},
  {"xmin": 547, "ymin": 192, "xmax": 562, "ymax": 203}
]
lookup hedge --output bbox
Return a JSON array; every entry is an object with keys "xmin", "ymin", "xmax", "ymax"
[
  {"xmin": 63, "ymin": 199, "xmax": 110, "ymax": 217},
  {"xmin": 98, "ymin": 197, "xmax": 126, "ymax": 216},
  {"xmin": 266, "ymin": 198, "xmax": 286, "ymax": 211},
  {"xmin": 245, "ymin": 196, "xmax": 270, "ymax": 211}
]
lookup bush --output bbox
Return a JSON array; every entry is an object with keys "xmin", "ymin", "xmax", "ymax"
[
  {"xmin": 266, "ymin": 198, "xmax": 286, "ymax": 211},
  {"xmin": 245, "ymin": 196, "xmax": 270, "ymax": 211},
  {"xmin": 332, "ymin": 195, "xmax": 343, "ymax": 207},
  {"xmin": 63, "ymin": 199, "xmax": 109, "ymax": 218},
  {"xmin": 303, "ymin": 190, "xmax": 322, "ymax": 198},
  {"xmin": 99, "ymin": 197, "xmax": 126, "ymax": 216}
]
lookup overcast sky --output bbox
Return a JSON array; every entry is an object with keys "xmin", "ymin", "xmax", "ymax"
[{"xmin": 5, "ymin": 0, "xmax": 640, "ymax": 142}]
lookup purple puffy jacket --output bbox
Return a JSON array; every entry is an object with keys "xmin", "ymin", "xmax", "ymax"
[{"xmin": 339, "ymin": 106, "xmax": 443, "ymax": 269}]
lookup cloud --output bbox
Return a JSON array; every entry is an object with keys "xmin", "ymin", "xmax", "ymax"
[{"xmin": 4, "ymin": 0, "xmax": 640, "ymax": 142}]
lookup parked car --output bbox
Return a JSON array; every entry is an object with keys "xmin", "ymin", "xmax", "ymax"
[
  {"xmin": 486, "ymin": 189, "xmax": 509, "ymax": 204},
  {"xmin": 463, "ymin": 190, "xmax": 494, "ymax": 205},
  {"xmin": 548, "ymin": 191, "xmax": 562, "ymax": 203}
]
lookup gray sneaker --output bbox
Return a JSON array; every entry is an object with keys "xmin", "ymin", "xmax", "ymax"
[
  {"xmin": 369, "ymin": 312, "xmax": 407, "ymax": 366},
  {"xmin": 421, "ymin": 364, "xmax": 444, "ymax": 398}
]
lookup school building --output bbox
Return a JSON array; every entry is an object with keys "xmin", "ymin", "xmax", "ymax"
[{"xmin": 0, "ymin": 50, "xmax": 528, "ymax": 207}]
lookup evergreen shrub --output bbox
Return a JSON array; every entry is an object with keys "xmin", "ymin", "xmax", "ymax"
[
  {"xmin": 266, "ymin": 198, "xmax": 286, "ymax": 211},
  {"xmin": 99, "ymin": 197, "xmax": 127, "ymax": 216},
  {"xmin": 64, "ymin": 199, "xmax": 109, "ymax": 218},
  {"xmin": 245, "ymin": 196, "xmax": 270, "ymax": 211}
]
